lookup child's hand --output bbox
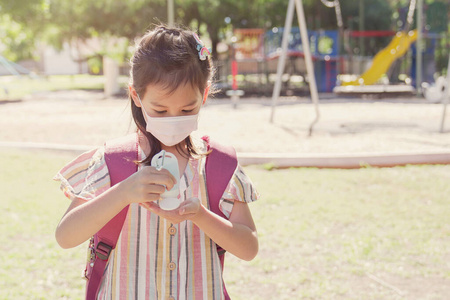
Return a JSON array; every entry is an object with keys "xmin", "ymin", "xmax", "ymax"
[
  {"xmin": 119, "ymin": 166, "xmax": 176, "ymax": 205},
  {"xmin": 141, "ymin": 197, "xmax": 201, "ymax": 224}
]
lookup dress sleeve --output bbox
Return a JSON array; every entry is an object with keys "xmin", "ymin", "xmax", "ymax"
[
  {"xmin": 219, "ymin": 164, "xmax": 259, "ymax": 219},
  {"xmin": 53, "ymin": 147, "xmax": 111, "ymax": 202}
]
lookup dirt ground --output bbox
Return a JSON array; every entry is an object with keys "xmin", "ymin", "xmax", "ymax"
[{"xmin": 1, "ymin": 90, "xmax": 450, "ymax": 157}]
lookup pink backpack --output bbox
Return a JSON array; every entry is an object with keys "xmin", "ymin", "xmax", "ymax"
[{"xmin": 84, "ymin": 134, "xmax": 237, "ymax": 299}]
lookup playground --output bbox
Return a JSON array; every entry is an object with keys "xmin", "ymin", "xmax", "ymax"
[
  {"xmin": 0, "ymin": 88, "xmax": 449, "ymax": 166},
  {"xmin": 1, "ymin": 0, "xmax": 450, "ymax": 299},
  {"xmin": 1, "ymin": 1, "xmax": 448, "ymax": 104},
  {"xmin": 215, "ymin": 0, "xmax": 449, "ymax": 99}
]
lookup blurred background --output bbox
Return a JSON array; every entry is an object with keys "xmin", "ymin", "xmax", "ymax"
[{"xmin": 0, "ymin": 0, "xmax": 448, "ymax": 99}]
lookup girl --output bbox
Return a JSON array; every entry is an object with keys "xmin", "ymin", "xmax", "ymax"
[{"xmin": 54, "ymin": 25, "xmax": 259, "ymax": 299}]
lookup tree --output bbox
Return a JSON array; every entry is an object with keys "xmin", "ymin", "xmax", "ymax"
[
  {"xmin": 0, "ymin": 0, "xmax": 48, "ymax": 61},
  {"xmin": 0, "ymin": 15, "xmax": 35, "ymax": 61},
  {"xmin": 0, "ymin": 0, "xmax": 169, "ymax": 63},
  {"xmin": 176, "ymin": 0, "xmax": 291, "ymax": 55},
  {"xmin": 2, "ymin": 0, "xmax": 423, "ymax": 64},
  {"xmin": 45, "ymin": 0, "xmax": 168, "ymax": 60}
]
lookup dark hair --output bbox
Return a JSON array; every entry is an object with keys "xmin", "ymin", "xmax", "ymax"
[{"xmin": 129, "ymin": 25, "xmax": 214, "ymax": 165}]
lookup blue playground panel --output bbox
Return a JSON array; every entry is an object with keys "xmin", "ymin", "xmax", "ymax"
[
  {"xmin": 410, "ymin": 34, "xmax": 438, "ymax": 87},
  {"xmin": 265, "ymin": 28, "xmax": 339, "ymax": 92}
]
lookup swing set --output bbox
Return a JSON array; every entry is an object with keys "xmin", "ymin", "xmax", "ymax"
[
  {"xmin": 0, "ymin": 54, "xmax": 34, "ymax": 99},
  {"xmin": 270, "ymin": 0, "xmax": 450, "ymax": 134}
]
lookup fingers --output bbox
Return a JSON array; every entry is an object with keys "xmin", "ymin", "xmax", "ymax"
[
  {"xmin": 140, "ymin": 197, "xmax": 201, "ymax": 224},
  {"xmin": 135, "ymin": 179, "xmax": 166, "ymax": 202},
  {"xmin": 140, "ymin": 201, "xmax": 159, "ymax": 211},
  {"xmin": 137, "ymin": 166, "xmax": 177, "ymax": 202},
  {"xmin": 141, "ymin": 193, "xmax": 161, "ymax": 202},
  {"xmin": 144, "ymin": 184, "xmax": 165, "ymax": 195},
  {"xmin": 141, "ymin": 166, "xmax": 176, "ymax": 190},
  {"xmin": 123, "ymin": 166, "xmax": 178, "ymax": 204},
  {"xmin": 141, "ymin": 202, "xmax": 182, "ymax": 223},
  {"xmin": 179, "ymin": 197, "xmax": 200, "ymax": 215}
]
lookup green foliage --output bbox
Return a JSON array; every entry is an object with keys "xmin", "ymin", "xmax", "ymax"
[
  {"xmin": 87, "ymin": 56, "xmax": 102, "ymax": 75},
  {"xmin": 46, "ymin": 0, "xmax": 167, "ymax": 43},
  {"xmin": 0, "ymin": 0, "xmax": 50, "ymax": 61},
  {"xmin": 0, "ymin": 0, "xmax": 447, "ymax": 64},
  {"xmin": 426, "ymin": 1, "xmax": 449, "ymax": 33},
  {"xmin": 0, "ymin": 0, "xmax": 48, "ymax": 26},
  {"xmin": 340, "ymin": 0, "xmax": 393, "ymax": 31},
  {"xmin": 0, "ymin": 15, "xmax": 36, "ymax": 61}
]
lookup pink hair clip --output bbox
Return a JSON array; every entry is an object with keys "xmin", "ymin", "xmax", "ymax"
[{"xmin": 193, "ymin": 33, "xmax": 211, "ymax": 61}]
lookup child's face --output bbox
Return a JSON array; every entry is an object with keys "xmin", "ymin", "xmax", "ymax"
[{"xmin": 131, "ymin": 83, "xmax": 207, "ymax": 118}]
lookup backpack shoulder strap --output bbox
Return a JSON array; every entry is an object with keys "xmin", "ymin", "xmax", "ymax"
[
  {"xmin": 202, "ymin": 136, "xmax": 238, "ymax": 220},
  {"xmin": 85, "ymin": 133, "xmax": 138, "ymax": 300},
  {"xmin": 202, "ymin": 136, "xmax": 236, "ymax": 300},
  {"xmin": 105, "ymin": 133, "xmax": 139, "ymax": 185}
]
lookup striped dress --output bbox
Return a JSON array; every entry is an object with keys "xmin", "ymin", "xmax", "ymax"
[{"xmin": 54, "ymin": 141, "xmax": 259, "ymax": 300}]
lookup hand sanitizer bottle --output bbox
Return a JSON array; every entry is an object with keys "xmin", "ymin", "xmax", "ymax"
[{"xmin": 151, "ymin": 150, "xmax": 181, "ymax": 210}]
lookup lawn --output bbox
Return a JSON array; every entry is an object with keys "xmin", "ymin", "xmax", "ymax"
[
  {"xmin": 0, "ymin": 74, "xmax": 129, "ymax": 101},
  {"xmin": 1, "ymin": 150, "xmax": 449, "ymax": 299}
]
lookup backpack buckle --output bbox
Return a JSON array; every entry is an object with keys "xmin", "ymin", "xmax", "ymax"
[{"xmin": 96, "ymin": 242, "xmax": 113, "ymax": 261}]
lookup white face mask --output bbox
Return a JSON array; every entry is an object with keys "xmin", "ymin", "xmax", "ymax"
[{"xmin": 137, "ymin": 94, "xmax": 199, "ymax": 146}]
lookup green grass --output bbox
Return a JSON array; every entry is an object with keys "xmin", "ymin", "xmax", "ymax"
[
  {"xmin": 1, "ymin": 150, "xmax": 449, "ymax": 299},
  {"xmin": 0, "ymin": 74, "xmax": 129, "ymax": 100},
  {"xmin": 0, "ymin": 150, "xmax": 87, "ymax": 299},
  {"xmin": 228, "ymin": 165, "xmax": 450, "ymax": 299}
]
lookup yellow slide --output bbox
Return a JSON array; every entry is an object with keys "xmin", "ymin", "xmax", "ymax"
[{"xmin": 342, "ymin": 30, "xmax": 417, "ymax": 86}]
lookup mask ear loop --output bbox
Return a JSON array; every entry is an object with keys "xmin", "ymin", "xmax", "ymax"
[
  {"xmin": 136, "ymin": 93, "xmax": 150, "ymax": 122},
  {"xmin": 136, "ymin": 92, "xmax": 144, "ymax": 108}
]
